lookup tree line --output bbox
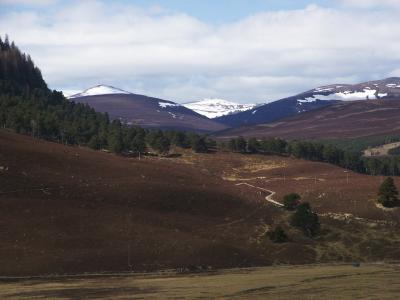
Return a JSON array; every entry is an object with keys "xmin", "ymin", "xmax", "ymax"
[
  {"xmin": 223, "ymin": 136, "xmax": 400, "ymax": 176},
  {"xmin": 0, "ymin": 36, "xmax": 212, "ymax": 155}
]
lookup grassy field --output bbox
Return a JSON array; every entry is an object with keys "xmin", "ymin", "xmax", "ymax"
[{"xmin": 0, "ymin": 264, "xmax": 399, "ymax": 299}]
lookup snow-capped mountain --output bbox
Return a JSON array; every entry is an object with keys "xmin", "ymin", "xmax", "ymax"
[
  {"xmin": 296, "ymin": 77, "xmax": 400, "ymax": 104},
  {"xmin": 215, "ymin": 77, "xmax": 400, "ymax": 128},
  {"xmin": 67, "ymin": 85, "xmax": 227, "ymax": 132},
  {"xmin": 183, "ymin": 98, "xmax": 256, "ymax": 119},
  {"xmin": 68, "ymin": 85, "xmax": 131, "ymax": 99}
]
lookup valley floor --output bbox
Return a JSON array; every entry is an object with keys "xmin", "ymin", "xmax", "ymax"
[{"xmin": 0, "ymin": 263, "xmax": 399, "ymax": 299}]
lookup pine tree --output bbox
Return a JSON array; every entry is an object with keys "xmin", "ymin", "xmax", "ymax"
[
  {"xmin": 191, "ymin": 135, "xmax": 208, "ymax": 153},
  {"xmin": 247, "ymin": 137, "xmax": 260, "ymax": 153},
  {"xmin": 108, "ymin": 121, "xmax": 123, "ymax": 153},
  {"xmin": 88, "ymin": 135, "xmax": 101, "ymax": 150},
  {"xmin": 290, "ymin": 202, "xmax": 320, "ymax": 237},
  {"xmin": 378, "ymin": 177, "xmax": 399, "ymax": 207},
  {"xmin": 283, "ymin": 193, "xmax": 301, "ymax": 211}
]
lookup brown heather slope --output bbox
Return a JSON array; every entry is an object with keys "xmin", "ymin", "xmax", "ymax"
[
  {"xmin": 0, "ymin": 129, "xmax": 271, "ymax": 276},
  {"xmin": 1, "ymin": 130, "xmax": 400, "ymax": 276},
  {"xmin": 216, "ymin": 99, "xmax": 400, "ymax": 140}
]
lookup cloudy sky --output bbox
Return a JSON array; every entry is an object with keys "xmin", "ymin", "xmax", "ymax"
[{"xmin": 1, "ymin": 0, "xmax": 400, "ymax": 103}]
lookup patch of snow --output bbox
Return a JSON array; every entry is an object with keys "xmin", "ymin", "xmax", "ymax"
[
  {"xmin": 159, "ymin": 102, "xmax": 179, "ymax": 108},
  {"xmin": 183, "ymin": 98, "xmax": 255, "ymax": 118},
  {"xmin": 385, "ymin": 83, "xmax": 400, "ymax": 88},
  {"xmin": 252, "ymin": 110, "xmax": 257, "ymax": 115},
  {"xmin": 314, "ymin": 87, "xmax": 334, "ymax": 92},
  {"xmin": 378, "ymin": 93, "xmax": 388, "ymax": 98},
  {"xmin": 68, "ymin": 85, "xmax": 131, "ymax": 98},
  {"xmin": 305, "ymin": 89, "xmax": 377, "ymax": 102},
  {"xmin": 298, "ymin": 98, "xmax": 317, "ymax": 103},
  {"xmin": 168, "ymin": 112, "xmax": 177, "ymax": 119}
]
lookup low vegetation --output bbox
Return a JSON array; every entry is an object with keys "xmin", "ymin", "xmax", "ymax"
[{"xmin": 267, "ymin": 226, "xmax": 288, "ymax": 243}]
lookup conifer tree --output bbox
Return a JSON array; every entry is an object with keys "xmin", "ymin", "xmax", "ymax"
[
  {"xmin": 290, "ymin": 202, "xmax": 320, "ymax": 237},
  {"xmin": 378, "ymin": 177, "xmax": 399, "ymax": 207}
]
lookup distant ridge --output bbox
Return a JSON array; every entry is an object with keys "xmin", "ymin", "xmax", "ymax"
[
  {"xmin": 215, "ymin": 77, "xmax": 400, "ymax": 128},
  {"xmin": 69, "ymin": 85, "xmax": 227, "ymax": 132}
]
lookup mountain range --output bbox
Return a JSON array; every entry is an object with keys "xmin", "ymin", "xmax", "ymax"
[
  {"xmin": 216, "ymin": 99, "xmax": 400, "ymax": 140},
  {"xmin": 214, "ymin": 77, "xmax": 400, "ymax": 128},
  {"xmin": 67, "ymin": 77, "xmax": 400, "ymax": 139},
  {"xmin": 68, "ymin": 85, "xmax": 227, "ymax": 132}
]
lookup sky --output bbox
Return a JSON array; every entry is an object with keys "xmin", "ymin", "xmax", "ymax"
[{"xmin": 1, "ymin": 0, "xmax": 400, "ymax": 103}]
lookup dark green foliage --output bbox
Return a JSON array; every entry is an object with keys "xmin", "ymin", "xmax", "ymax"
[
  {"xmin": 108, "ymin": 120, "xmax": 124, "ymax": 153},
  {"xmin": 223, "ymin": 136, "xmax": 400, "ymax": 177},
  {"xmin": 88, "ymin": 135, "xmax": 102, "ymax": 150},
  {"xmin": 268, "ymin": 226, "xmax": 288, "ymax": 243},
  {"xmin": 378, "ymin": 177, "xmax": 399, "ymax": 208},
  {"xmin": 190, "ymin": 135, "xmax": 208, "ymax": 153},
  {"xmin": 290, "ymin": 202, "xmax": 320, "ymax": 237},
  {"xmin": 146, "ymin": 130, "xmax": 170, "ymax": 154},
  {"xmin": 318, "ymin": 135, "xmax": 400, "ymax": 153},
  {"xmin": 168, "ymin": 131, "xmax": 191, "ymax": 148},
  {"xmin": 283, "ymin": 193, "xmax": 301, "ymax": 211},
  {"xmin": 0, "ymin": 36, "xmax": 216, "ymax": 157},
  {"xmin": 247, "ymin": 137, "xmax": 260, "ymax": 153},
  {"xmin": 0, "ymin": 35, "xmax": 47, "ymax": 93},
  {"xmin": 228, "ymin": 136, "xmax": 247, "ymax": 153},
  {"xmin": 259, "ymin": 138, "xmax": 287, "ymax": 154}
]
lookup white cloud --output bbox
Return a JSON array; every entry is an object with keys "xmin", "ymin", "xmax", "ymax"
[
  {"xmin": 341, "ymin": 0, "xmax": 400, "ymax": 8},
  {"xmin": 0, "ymin": 0, "xmax": 56, "ymax": 5},
  {"xmin": 1, "ymin": 1, "xmax": 400, "ymax": 103}
]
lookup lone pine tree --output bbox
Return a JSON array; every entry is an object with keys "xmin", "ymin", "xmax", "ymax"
[
  {"xmin": 378, "ymin": 177, "xmax": 399, "ymax": 208},
  {"xmin": 290, "ymin": 202, "xmax": 320, "ymax": 237}
]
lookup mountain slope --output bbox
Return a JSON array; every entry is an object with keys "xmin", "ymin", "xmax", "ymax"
[
  {"xmin": 69, "ymin": 85, "xmax": 227, "ymax": 132},
  {"xmin": 183, "ymin": 98, "xmax": 255, "ymax": 118},
  {"xmin": 217, "ymin": 99, "xmax": 400, "ymax": 140},
  {"xmin": 2, "ymin": 129, "xmax": 400, "ymax": 276},
  {"xmin": 0, "ymin": 129, "xmax": 264, "ymax": 276},
  {"xmin": 215, "ymin": 77, "xmax": 400, "ymax": 128}
]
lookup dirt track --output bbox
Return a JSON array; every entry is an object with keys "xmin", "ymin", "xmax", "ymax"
[{"xmin": 235, "ymin": 183, "xmax": 282, "ymax": 207}]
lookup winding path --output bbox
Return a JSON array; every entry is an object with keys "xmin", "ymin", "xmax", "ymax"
[{"xmin": 235, "ymin": 183, "xmax": 283, "ymax": 207}]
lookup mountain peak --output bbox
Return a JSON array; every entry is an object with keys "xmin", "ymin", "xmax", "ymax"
[{"xmin": 68, "ymin": 85, "xmax": 132, "ymax": 98}]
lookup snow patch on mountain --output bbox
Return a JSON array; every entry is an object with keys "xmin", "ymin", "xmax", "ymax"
[
  {"xmin": 183, "ymin": 98, "xmax": 256, "ymax": 119},
  {"xmin": 303, "ymin": 88, "xmax": 378, "ymax": 103},
  {"xmin": 68, "ymin": 85, "xmax": 131, "ymax": 98},
  {"xmin": 159, "ymin": 102, "xmax": 180, "ymax": 108}
]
